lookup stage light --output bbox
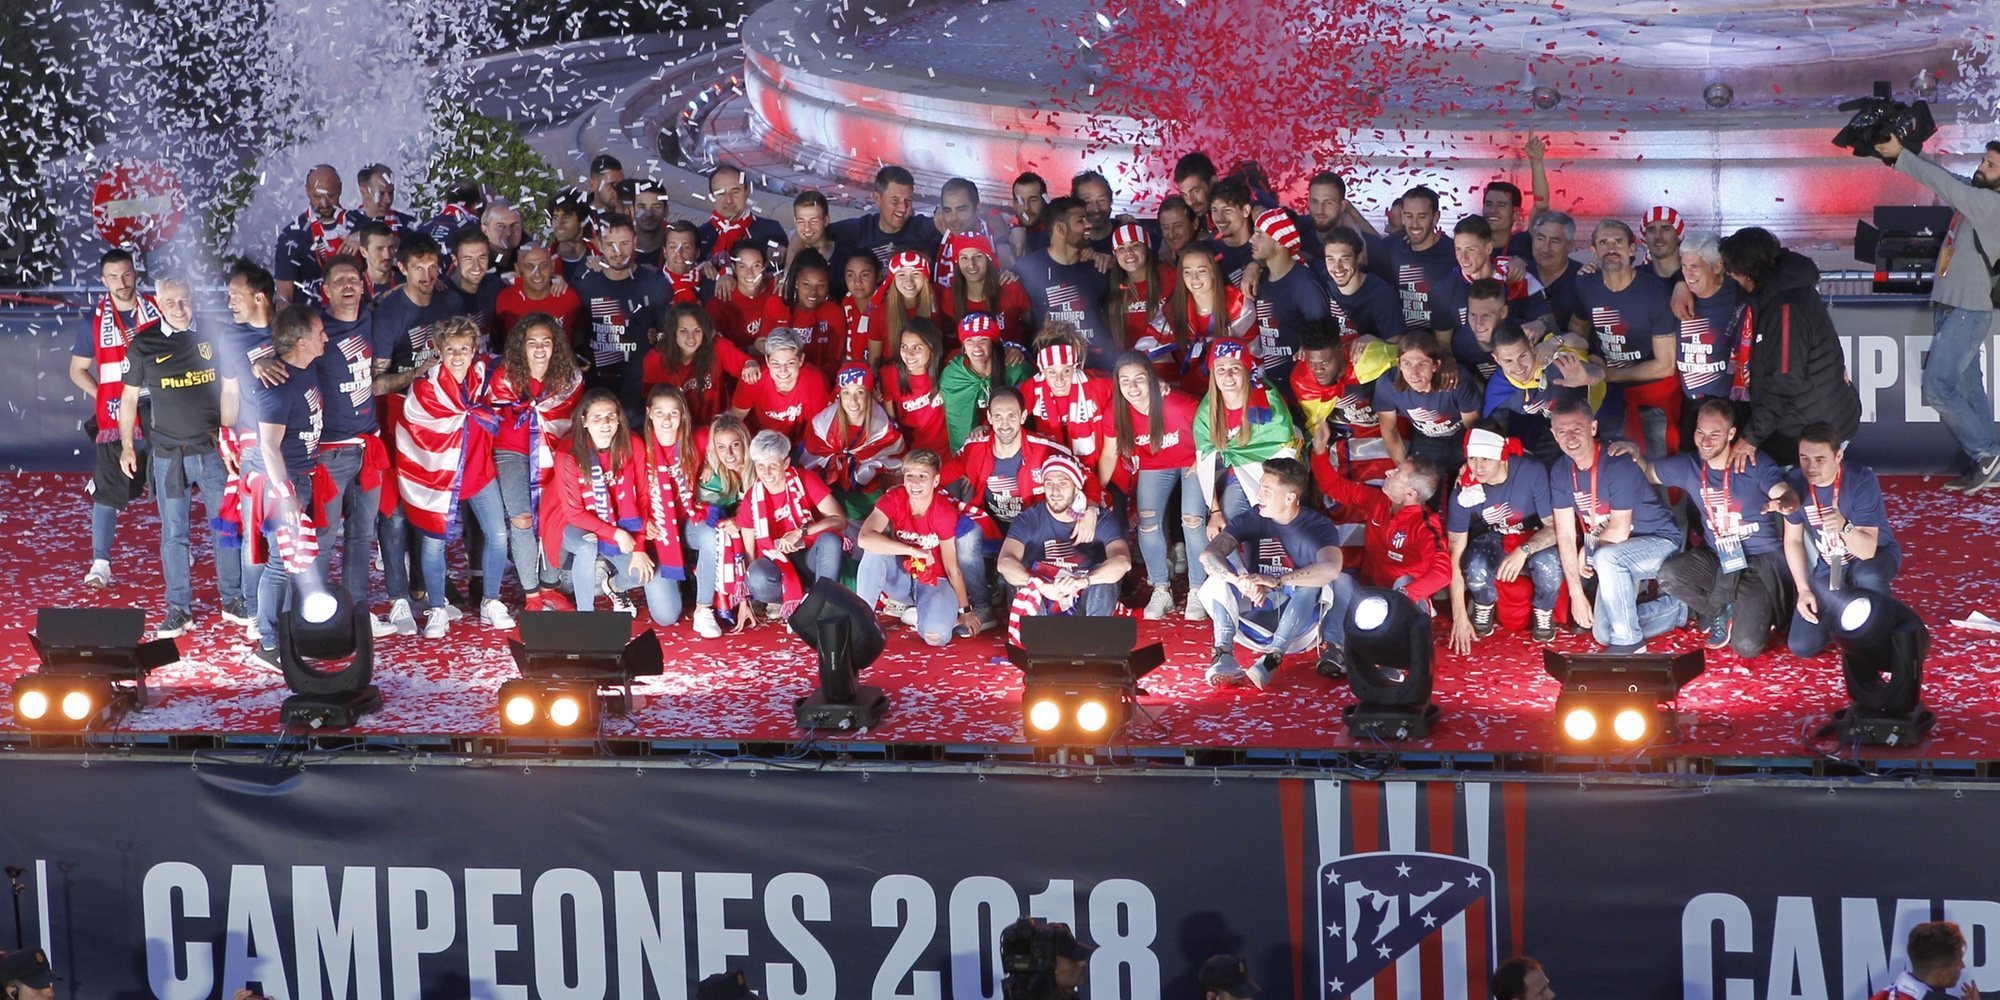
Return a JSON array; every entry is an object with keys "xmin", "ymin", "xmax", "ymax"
[
  {"xmin": 1008, "ymin": 616, "xmax": 1164, "ymax": 745},
  {"xmin": 1545, "ymin": 647, "xmax": 1704, "ymax": 749},
  {"xmin": 277, "ymin": 586, "xmax": 381, "ymax": 729},
  {"xmin": 13, "ymin": 608, "xmax": 177, "ymax": 731},
  {"xmin": 787, "ymin": 580, "xmax": 889, "ymax": 731},
  {"xmin": 1825, "ymin": 592, "xmax": 1934, "ymax": 745},
  {"xmin": 1562, "ymin": 708, "xmax": 1597, "ymax": 742},
  {"xmin": 1341, "ymin": 588, "xmax": 1440, "ymax": 740},
  {"xmin": 501, "ymin": 612, "xmax": 663, "ymax": 737}
]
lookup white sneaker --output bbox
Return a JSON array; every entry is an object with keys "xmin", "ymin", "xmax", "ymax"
[
  {"xmin": 880, "ymin": 598, "xmax": 912, "ymax": 620},
  {"xmin": 1143, "ymin": 587, "xmax": 1175, "ymax": 619},
  {"xmin": 245, "ymin": 621, "xmax": 261, "ymax": 644},
  {"xmin": 898, "ymin": 605, "xmax": 920, "ymax": 628},
  {"xmin": 692, "ymin": 606, "xmax": 723, "ymax": 639},
  {"xmin": 1184, "ymin": 593, "xmax": 1209, "ymax": 622},
  {"xmin": 442, "ymin": 604, "xmax": 464, "ymax": 622},
  {"xmin": 480, "ymin": 599, "xmax": 516, "ymax": 629},
  {"xmin": 83, "ymin": 559, "xmax": 111, "ymax": 589},
  {"xmin": 369, "ymin": 614, "xmax": 398, "ymax": 639},
  {"xmin": 422, "ymin": 607, "xmax": 450, "ymax": 638},
  {"xmin": 388, "ymin": 598, "xmax": 417, "ymax": 636}
]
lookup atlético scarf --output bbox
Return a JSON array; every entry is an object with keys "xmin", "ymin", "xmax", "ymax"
[
  {"xmin": 488, "ymin": 369, "xmax": 581, "ymax": 521},
  {"xmin": 715, "ymin": 470, "xmax": 828, "ymax": 612},
  {"xmin": 708, "ymin": 211, "xmax": 752, "ymax": 259},
  {"xmin": 300, "ymin": 209, "xmax": 349, "ymax": 266},
  {"xmin": 642, "ymin": 436, "xmax": 693, "ymax": 580},
  {"xmin": 88, "ymin": 294, "xmax": 162, "ymax": 441}
]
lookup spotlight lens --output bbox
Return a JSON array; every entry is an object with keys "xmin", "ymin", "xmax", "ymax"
[
  {"xmin": 1027, "ymin": 699, "xmax": 1062, "ymax": 732},
  {"xmin": 1353, "ymin": 595, "xmax": 1390, "ymax": 633},
  {"xmin": 548, "ymin": 696, "xmax": 583, "ymax": 729},
  {"xmin": 16, "ymin": 690, "xmax": 48, "ymax": 721},
  {"xmin": 502, "ymin": 695, "xmax": 538, "ymax": 727},
  {"xmin": 1839, "ymin": 596, "xmax": 1874, "ymax": 634},
  {"xmin": 1612, "ymin": 708, "xmax": 1650, "ymax": 743},
  {"xmin": 61, "ymin": 690, "xmax": 94, "ymax": 722},
  {"xmin": 300, "ymin": 591, "xmax": 339, "ymax": 625},
  {"xmin": 1076, "ymin": 700, "xmax": 1111, "ymax": 734},
  {"xmin": 1562, "ymin": 707, "xmax": 1598, "ymax": 742}
]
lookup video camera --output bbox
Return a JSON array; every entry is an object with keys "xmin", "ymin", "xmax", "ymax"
[
  {"xmin": 1000, "ymin": 917, "xmax": 1086, "ymax": 1000},
  {"xmin": 1832, "ymin": 81, "xmax": 1937, "ymax": 162}
]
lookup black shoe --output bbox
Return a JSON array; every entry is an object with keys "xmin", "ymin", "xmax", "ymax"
[
  {"xmin": 1315, "ymin": 643, "xmax": 1349, "ymax": 679},
  {"xmin": 1470, "ymin": 602, "xmax": 1497, "ymax": 639},
  {"xmin": 246, "ymin": 645, "xmax": 280, "ymax": 670},
  {"xmin": 221, "ymin": 599, "xmax": 253, "ymax": 626},
  {"xmin": 1945, "ymin": 466, "xmax": 1983, "ymax": 492},
  {"xmin": 1964, "ymin": 455, "xmax": 2000, "ymax": 496},
  {"xmin": 1703, "ymin": 606, "xmax": 1734, "ymax": 650},
  {"xmin": 156, "ymin": 607, "xmax": 193, "ymax": 639},
  {"xmin": 1530, "ymin": 607, "xmax": 1556, "ymax": 643}
]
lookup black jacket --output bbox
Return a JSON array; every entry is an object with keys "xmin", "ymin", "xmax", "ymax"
[{"xmin": 1742, "ymin": 252, "xmax": 1861, "ymax": 460}]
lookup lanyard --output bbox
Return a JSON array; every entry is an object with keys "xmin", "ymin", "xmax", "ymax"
[{"xmin": 1570, "ymin": 446, "xmax": 1602, "ymax": 521}]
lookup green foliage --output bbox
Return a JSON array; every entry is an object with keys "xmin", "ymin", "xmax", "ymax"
[
  {"xmin": 415, "ymin": 107, "xmax": 563, "ymax": 235},
  {"xmin": 202, "ymin": 167, "xmax": 261, "ymax": 255}
]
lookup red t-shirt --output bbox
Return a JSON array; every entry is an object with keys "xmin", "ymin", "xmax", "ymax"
[
  {"xmin": 762, "ymin": 297, "xmax": 849, "ymax": 374},
  {"xmin": 873, "ymin": 485, "xmax": 961, "ymax": 555},
  {"xmin": 1100, "ymin": 387, "xmax": 1200, "ymax": 471},
  {"xmin": 644, "ymin": 337, "xmax": 753, "ymax": 426},
  {"xmin": 879, "ymin": 365, "xmax": 949, "ymax": 455},
  {"xmin": 731, "ymin": 469, "xmax": 836, "ymax": 537},
  {"xmin": 708, "ymin": 282, "xmax": 779, "ymax": 349},
  {"xmin": 494, "ymin": 285, "xmax": 587, "ymax": 353},
  {"xmin": 495, "ymin": 377, "xmax": 543, "ymax": 455},
  {"xmin": 731, "ymin": 365, "xmax": 832, "ymax": 442},
  {"xmin": 936, "ymin": 281, "xmax": 1033, "ymax": 346}
]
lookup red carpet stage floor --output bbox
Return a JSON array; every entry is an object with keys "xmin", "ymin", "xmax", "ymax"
[{"xmin": 3, "ymin": 471, "xmax": 1999, "ymax": 762}]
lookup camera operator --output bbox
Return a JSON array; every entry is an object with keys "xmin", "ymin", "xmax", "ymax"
[
  {"xmin": 1001, "ymin": 919, "xmax": 1094, "ymax": 1000},
  {"xmin": 0, "ymin": 949, "xmax": 57, "ymax": 1000},
  {"xmin": 1876, "ymin": 132, "xmax": 2000, "ymax": 493}
]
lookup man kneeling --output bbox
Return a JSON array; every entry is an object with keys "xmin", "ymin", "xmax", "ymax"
[
  {"xmin": 997, "ymin": 454, "xmax": 1132, "ymax": 637},
  {"xmin": 1198, "ymin": 458, "xmax": 1347, "ymax": 689}
]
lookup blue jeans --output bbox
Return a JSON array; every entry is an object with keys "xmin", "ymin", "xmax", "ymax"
[
  {"xmin": 1586, "ymin": 534, "xmax": 1686, "ymax": 648},
  {"xmin": 91, "ymin": 502, "xmax": 117, "ymax": 563},
  {"xmin": 151, "ymin": 448, "xmax": 244, "ymax": 613},
  {"xmin": 560, "ymin": 526, "xmax": 684, "ymax": 625},
  {"xmin": 1787, "ymin": 550, "xmax": 1902, "ymax": 657},
  {"xmin": 1133, "ymin": 467, "xmax": 1209, "ymax": 590},
  {"xmin": 317, "ymin": 443, "xmax": 379, "ymax": 605},
  {"xmin": 856, "ymin": 550, "xmax": 960, "ymax": 646},
  {"xmin": 746, "ymin": 533, "xmax": 845, "ymax": 603},
  {"xmin": 1199, "ymin": 560, "xmax": 1338, "ymax": 654},
  {"xmin": 953, "ymin": 521, "xmax": 992, "ymax": 612},
  {"xmin": 493, "ymin": 450, "xmax": 561, "ymax": 592},
  {"xmin": 379, "ymin": 506, "xmax": 414, "ymax": 603},
  {"xmin": 1926, "ymin": 305, "xmax": 1998, "ymax": 463},
  {"xmin": 417, "ymin": 483, "xmax": 508, "ymax": 611},
  {"xmin": 687, "ymin": 519, "xmax": 723, "ymax": 607},
  {"xmin": 1462, "ymin": 533, "xmax": 1564, "ymax": 610},
  {"xmin": 254, "ymin": 470, "xmax": 317, "ymax": 651}
]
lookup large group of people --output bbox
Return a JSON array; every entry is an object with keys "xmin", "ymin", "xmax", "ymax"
[{"xmin": 70, "ymin": 129, "xmax": 1985, "ymax": 684}]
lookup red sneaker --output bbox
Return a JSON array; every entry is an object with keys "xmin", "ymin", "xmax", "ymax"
[
  {"xmin": 539, "ymin": 590, "xmax": 576, "ymax": 612},
  {"xmin": 523, "ymin": 591, "xmax": 545, "ymax": 612}
]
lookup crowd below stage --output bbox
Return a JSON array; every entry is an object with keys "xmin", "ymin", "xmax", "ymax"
[{"xmin": 67, "ymin": 134, "xmax": 2000, "ymax": 686}]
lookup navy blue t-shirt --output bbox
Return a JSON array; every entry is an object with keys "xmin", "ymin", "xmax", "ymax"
[
  {"xmin": 1013, "ymin": 250, "xmax": 1113, "ymax": 351},
  {"xmin": 1655, "ymin": 452, "xmax": 1785, "ymax": 556},
  {"xmin": 416, "ymin": 211, "xmax": 480, "ymax": 255},
  {"xmin": 1223, "ymin": 507, "xmax": 1345, "ymax": 577},
  {"xmin": 1677, "ymin": 281, "xmax": 1744, "ymax": 399},
  {"xmin": 1451, "ymin": 325, "xmax": 1499, "ymax": 381},
  {"xmin": 1538, "ymin": 257, "xmax": 1584, "ymax": 332},
  {"xmin": 273, "ymin": 209, "xmax": 357, "ymax": 306},
  {"xmin": 1784, "ymin": 461, "xmax": 1900, "ymax": 563},
  {"xmin": 1251, "ymin": 264, "xmax": 1330, "ymax": 381},
  {"xmin": 1550, "ymin": 449, "xmax": 1680, "ymax": 545},
  {"xmin": 1212, "ymin": 238, "xmax": 1256, "ymax": 285},
  {"xmin": 371, "ymin": 286, "xmax": 465, "ymax": 376},
  {"xmin": 1327, "ymin": 275, "xmax": 1406, "ymax": 339},
  {"xmin": 1447, "ymin": 456, "xmax": 1553, "ymax": 536},
  {"xmin": 828, "ymin": 212, "xmax": 940, "ymax": 268},
  {"xmin": 1428, "ymin": 269, "xmax": 1551, "ymax": 341},
  {"xmin": 1389, "ymin": 234, "xmax": 1458, "ymax": 331},
  {"xmin": 1006, "ymin": 503, "xmax": 1129, "ymax": 572},
  {"xmin": 1571, "ymin": 269, "xmax": 1675, "ymax": 371},
  {"xmin": 449, "ymin": 272, "xmax": 507, "ymax": 349},
  {"xmin": 315, "ymin": 310, "xmax": 379, "ymax": 438},
  {"xmin": 570, "ymin": 268, "xmax": 673, "ymax": 377},
  {"xmin": 247, "ymin": 361, "xmax": 324, "ymax": 474},
  {"xmin": 1374, "ymin": 373, "xmax": 1482, "ymax": 440}
]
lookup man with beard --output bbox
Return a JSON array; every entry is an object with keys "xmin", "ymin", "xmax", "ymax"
[
  {"xmin": 1174, "ymin": 151, "xmax": 1216, "ymax": 234},
  {"xmin": 1206, "ymin": 177, "xmax": 1260, "ymax": 285},
  {"xmin": 618, "ymin": 178, "xmax": 671, "ymax": 270},
  {"xmin": 1322, "ymin": 228, "xmax": 1405, "ymax": 340},
  {"xmin": 1070, "ymin": 169, "xmax": 1121, "ymax": 253},
  {"xmin": 1430, "ymin": 216, "xmax": 1550, "ymax": 362},
  {"xmin": 1012, "ymin": 196, "xmax": 1114, "ymax": 361},
  {"xmin": 570, "ymin": 212, "xmax": 673, "ymax": 412},
  {"xmin": 1673, "ymin": 231, "xmax": 1741, "ymax": 446},
  {"xmin": 1877, "ymin": 131, "xmax": 2000, "ymax": 492},
  {"xmin": 1570, "ymin": 220, "xmax": 1680, "ymax": 455},
  {"xmin": 274, "ymin": 163, "xmax": 351, "ymax": 306},
  {"xmin": 1197, "ymin": 456, "xmax": 1347, "ymax": 689},
  {"xmin": 1157, "ymin": 195, "xmax": 1199, "ymax": 267},
  {"xmin": 495, "ymin": 244, "xmax": 586, "ymax": 350},
  {"xmin": 549, "ymin": 187, "xmax": 595, "ymax": 276},
  {"xmin": 1307, "ymin": 171, "xmax": 1376, "ymax": 251},
  {"xmin": 69, "ymin": 248, "xmax": 161, "ymax": 589},
  {"xmin": 1648, "ymin": 399, "xmax": 1800, "ymax": 657},
  {"xmin": 1249, "ymin": 209, "xmax": 1329, "ymax": 385},
  {"xmin": 1640, "ymin": 205, "xmax": 1684, "ymax": 282},
  {"xmin": 1483, "ymin": 136, "xmax": 1549, "ymax": 258},
  {"xmin": 481, "ymin": 200, "xmax": 525, "ymax": 276},
  {"xmin": 445, "ymin": 227, "xmax": 506, "ymax": 347},
  {"xmin": 311, "ymin": 256, "xmax": 387, "ymax": 622},
  {"xmin": 353, "ymin": 163, "xmax": 415, "ymax": 232},
  {"xmin": 1009, "ymin": 171, "xmax": 1051, "ymax": 258},
  {"xmin": 588, "ymin": 154, "xmax": 625, "ymax": 216},
  {"xmin": 787, "ymin": 190, "xmax": 848, "ymax": 299},
  {"xmin": 1390, "ymin": 184, "xmax": 1458, "ymax": 332},
  {"xmin": 998, "ymin": 453, "xmax": 1132, "ymax": 631},
  {"xmin": 829, "ymin": 164, "xmax": 940, "ymax": 266},
  {"xmin": 1548, "ymin": 398, "xmax": 1686, "ymax": 654},
  {"xmin": 352, "ymin": 220, "xmax": 400, "ymax": 301},
  {"xmin": 370, "ymin": 235, "xmax": 457, "ymax": 632}
]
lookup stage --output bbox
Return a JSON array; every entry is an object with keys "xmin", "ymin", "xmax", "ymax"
[{"xmin": 2, "ymin": 471, "xmax": 1998, "ymax": 768}]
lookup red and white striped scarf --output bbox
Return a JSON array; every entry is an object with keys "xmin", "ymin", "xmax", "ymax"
[
  {"xmin": 301, "ymin": 209, "xmax": 349, "ymax": 266},
  {"xmin": 88, "ymin": 293, "xmax": 161, "ymax": 441},
  {"xmin": 707, "ymin": 211, "xmax": 752, "ymax": 259},
  {"xmin": 395, "ymin": 360, "xmax": 489, "ymax": 539},
  {"xmin": 487, "ymin": 368, "xmax": 580, "ymax": 517},
  {"xmin": 714, "ymin": 470, "xmax": 818, "ymax": 611}
]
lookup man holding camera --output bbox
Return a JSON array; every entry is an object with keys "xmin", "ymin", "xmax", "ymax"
[{"xmin": 1877, "ymin": 133, "xmax": 2000, "ymax": 493}]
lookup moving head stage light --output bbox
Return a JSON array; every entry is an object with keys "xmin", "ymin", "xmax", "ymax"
[
  {"xmin": 279, "ymin": 588, "xmax": 380, "ymax": 729},
  {"xmin": 788, "ymin": 579, "xmax": 890, "ymax": 732},
  {"xmin": 1825, "ymin": 592, "xmax": 1935, "ymax": 746}
]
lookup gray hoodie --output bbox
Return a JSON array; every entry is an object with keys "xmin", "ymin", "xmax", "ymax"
[{"xmin": 1894, "ymin": 149, "xmax": 2000, "ymax": 311}]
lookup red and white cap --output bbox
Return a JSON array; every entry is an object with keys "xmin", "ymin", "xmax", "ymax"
[
  {"xmin": 1640, "ymin": 206, "xmax": 1684, "ymax": 239},
  {"xmin": 1112, "ymin": 223, "xmax": 1148, "ymax": 250},
  {"xmin": 1037, "ymin": 453, "xmax": 1089, "ymax": 514},
  {"xmin": 1255, "ymin": 209, "xmax": 1304, "ymax": 262},
  {"xmin": 888, "ymin": 250, "xmax": 929, "ymax": 275}
]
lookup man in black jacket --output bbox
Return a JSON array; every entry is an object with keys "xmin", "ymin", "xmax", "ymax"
[{"xmin": 1716, "ymin": 227, "xmax": 1861, "ymax": 467}]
